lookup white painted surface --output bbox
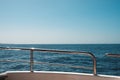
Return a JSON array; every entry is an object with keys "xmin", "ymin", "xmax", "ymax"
[{"xmin": 1, "ymin": 71, "xmax": 120, "ymax": 80}]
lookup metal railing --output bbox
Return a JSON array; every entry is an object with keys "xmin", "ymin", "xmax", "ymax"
[
  {"xmin": 106, "ymin": 53, "xmax": 120, "ymax": 58},
  {"xmin": 0, "ymin": 47, "xmax": 97, "ymax": 75}
]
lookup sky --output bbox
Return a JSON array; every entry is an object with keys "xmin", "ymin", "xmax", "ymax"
[{"xmin": 0, "ymin": 0, "xmax": 120, "ymax": 44}]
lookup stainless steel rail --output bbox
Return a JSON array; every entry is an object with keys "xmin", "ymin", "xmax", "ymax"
[
  {"xmin": 106, "ymin": 53, "xmax": 120, "ymax": 58},
  {"xmin": 0, "ymin": 47, "xmax": 97, "ymax": 75}
]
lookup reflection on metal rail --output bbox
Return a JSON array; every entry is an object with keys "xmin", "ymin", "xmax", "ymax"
[{"xmin": 0, "ymin": 47, "xmax": 97, "ymax": 75}]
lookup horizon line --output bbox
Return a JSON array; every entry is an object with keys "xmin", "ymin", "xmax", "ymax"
[{"xmin": 0, "ymin": 43, "xmax": 120, "ymax": 45}]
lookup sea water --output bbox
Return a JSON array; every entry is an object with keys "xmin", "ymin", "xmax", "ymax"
[{"xmin": 0, "ymin": 44, "xmax": 120, "ymax": 76}]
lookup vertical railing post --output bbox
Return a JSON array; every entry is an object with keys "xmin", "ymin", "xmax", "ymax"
[
  {"xmin": 30, "ymin": 49, "xmax": 34, "ymax": 72},
  {"xmin": 89, "ymin": 53, "xmax": 97, "ymax": 76},
  {"xmin": 93, "ymin": 57, "xmax": 97, "ymax": 76}
]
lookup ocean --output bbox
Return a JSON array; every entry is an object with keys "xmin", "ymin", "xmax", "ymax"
[{"xmin": 0, "ymin": 44, "xmax": 120, "ymax": 76}]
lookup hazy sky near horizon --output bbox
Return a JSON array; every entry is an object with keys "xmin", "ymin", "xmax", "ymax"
[{"xmin": 0, "ymin": 0, "xmax": 120, "ymax": 44}]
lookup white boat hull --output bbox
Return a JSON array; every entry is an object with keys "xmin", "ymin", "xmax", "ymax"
[{"xmin": 0, "ymin": 71, "xmax": 120, "ymax": 80}]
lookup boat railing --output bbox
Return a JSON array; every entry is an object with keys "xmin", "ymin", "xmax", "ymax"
[
  {"xmin": 0, "ymin": 47, "xmax": 97, "ymax": 76},
  {"xmin": 106, "ymin": 53, "xmax": 120, "ymax": 58}
]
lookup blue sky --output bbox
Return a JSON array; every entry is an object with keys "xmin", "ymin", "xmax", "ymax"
[{"xmin": 0, "ymin": 0, "xmax": 120, "ymax": 44}]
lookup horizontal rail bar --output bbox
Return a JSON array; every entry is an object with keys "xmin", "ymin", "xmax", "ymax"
[
  {"xmin": 0, "ymin": 47, "xmax": 94, "ymax": 55},
  {"xmin": 0, "ymin": 47, "xmax": 97, "ymax": 75},
  {"xmin": 0, "ymin": 60, "xmax": 92, "ymax": 70},
  {"xmin": 0, "ymin": 60, "xmax": 30, "ymax": 63},
  {"xmin": 106, "ymin": 53, "xmax": 120, "ymax": 58}
]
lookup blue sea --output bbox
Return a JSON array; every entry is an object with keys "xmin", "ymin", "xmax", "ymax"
[{"xmin": 0, "ymin": 44, "xmax": 120, "ymax": 76}]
